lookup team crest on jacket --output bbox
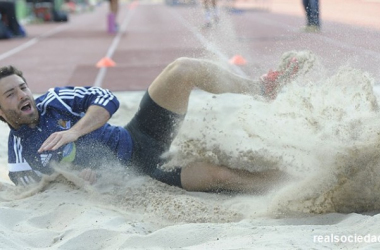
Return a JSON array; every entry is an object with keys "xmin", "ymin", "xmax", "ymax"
[{"xmin": 58, "ymin": 119, "xmax": 71, "ymax": 129}]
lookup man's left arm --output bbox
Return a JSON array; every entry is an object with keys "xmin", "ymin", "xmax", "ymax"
[{"xmin": 38, "ymin": 105, "xmax": 110, "ymax": 153}]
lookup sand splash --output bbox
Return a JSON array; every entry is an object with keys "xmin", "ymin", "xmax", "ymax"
[
  {"xmin": 2, "ymin": 50, "xmax": 380, "ymax": 222},
  {"xmin": 163, "ymin": 50, "xmax": 380, "ymax": 216}
]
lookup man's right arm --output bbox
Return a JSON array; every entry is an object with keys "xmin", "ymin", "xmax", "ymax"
[
  {"xmin": 37, "ymin": 86, "xmax": 118, "ymax": 153},
  {"xmin": 38, "ymin": 105, "xmax": 111, "ymax": 153}
]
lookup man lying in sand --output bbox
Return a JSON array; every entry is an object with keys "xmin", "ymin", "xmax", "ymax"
[{"xmin": 0, "ymin": 57, "xmax": 298, "ymax": 193}]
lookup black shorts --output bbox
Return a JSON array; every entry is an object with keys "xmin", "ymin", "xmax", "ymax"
[{"xmin": 125, "ymin": 91, "xmax": 185, "ymax": 188}]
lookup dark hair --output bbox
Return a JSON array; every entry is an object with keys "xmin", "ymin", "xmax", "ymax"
[
  {"xmin": 0, "ymin": 66, "xmax": 27, "ymax": 123},
  {"xmin": 0, "ymin": 65, "xmax": 26, "ymax": 83}
]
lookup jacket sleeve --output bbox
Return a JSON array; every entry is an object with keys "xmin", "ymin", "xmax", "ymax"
[
  {"xmin": 8, "ymin": 134, "xmax": 42, "ymax": 186},
  {"xmin": 40, "ymin": 86, "xmax": 120, "ymax": 117},
  {"xmin": 8, "ymin": 170, "xmax": 42, "ymax": 186}
]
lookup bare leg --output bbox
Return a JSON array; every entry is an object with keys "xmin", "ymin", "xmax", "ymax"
[
  {"xmin": 148, "ymin": 57, "xmax": 263, "ymax": 114},
  {"xmin": 110, "ymin": 0, "xmax": 118, "ymax": 16},
  {"xmin": 148, "ymin": 57, "xmax": 287, "ymax": 193},
  {"xmin": 181, "ymin": 162, "xmax": 290, "ymax": 193}
]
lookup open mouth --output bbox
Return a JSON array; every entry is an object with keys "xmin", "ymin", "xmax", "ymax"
[{"xmin": 20, "ymin": 102, "xmax": 32, "ymax": 112}]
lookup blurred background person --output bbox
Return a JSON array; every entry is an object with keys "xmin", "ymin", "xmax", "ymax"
[
  {"xmin": 0, "ymin": 0, "xmax": 26, "ymax": 39},
  {"xmin": 107, "ymin": 0, "xmax": 118, "ymax": 33},
  {"xmin": 302, "ymin": 0, "xmax": 320, "ymax": 32},
  {"xmin": 203, "ymin": 0, "xmax": 219, "ymax": 28}
]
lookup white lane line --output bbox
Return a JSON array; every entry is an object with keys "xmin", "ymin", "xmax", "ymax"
[
  {"xmin": 0, "ymin": 25, "xmax": 68, "ymax": 62},
  {"xmin": 93, "ymin": 5, "xmax": 137, "ymax": 87},
  {"xmin": 171, "ymin": 10, "xmax": 248, "ymax": 78}
]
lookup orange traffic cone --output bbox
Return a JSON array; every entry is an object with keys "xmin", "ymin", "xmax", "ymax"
[
  {"xmin": 96, "ymin": 57, "xmax": 116, "ymax": 68},
  {"xmin": 229, "ymin": 55, "xmax": 247, "ymax": 65}
]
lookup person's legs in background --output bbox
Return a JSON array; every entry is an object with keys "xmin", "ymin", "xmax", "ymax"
[
  {"xmin": 202, "ymin": 0, "xmax": 212, "ymax": 28},
  {"xmin": 302, "ymin": 0, "xmax": 320, "ymax": 32},
  {"xmin": 202, "ymin": 0, "xmax": 219, "ymax": 28},
  {"xmin": 108, "ymin": 0, "xmax": 118, "ymax": 32},
  {"xmin": 211, "ymin": 0, "xmax": 219, "ymax": 23},
  {"xmin": 0, "ymin": 1, "xmax": 26, "ymax": 37},
  {"xmin": 309, "ymin": 0, "xmax": 319, "ymax": 27},
  {"xmin": 302, "ymin": 0, "xmax": 311, "ymax": 26},
  {"xmin": 109, "ymin": 0, "xmax": 118, "ymax": 18}
]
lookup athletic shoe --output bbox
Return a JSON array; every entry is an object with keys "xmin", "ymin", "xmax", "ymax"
[
  {"xmin": 260, "ymin": 57, "xmax": 299, "ymax": 100},
  {"xmin": 302, "ymin": 25, "xmax": 320, "ymax": 33}
]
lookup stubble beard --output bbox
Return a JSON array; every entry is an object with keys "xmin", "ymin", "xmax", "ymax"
[{"xmin": 4, "ymin": 107, "xmax": 39, "ymax": 129}]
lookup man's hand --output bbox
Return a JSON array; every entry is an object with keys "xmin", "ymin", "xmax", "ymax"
[
  {"xmin": 79, "ymin": 168, "xmax": 97, "ymax": 184},
  {"xmin": 38, "ymin": 129, "xmax": 80, "ymax": 153},
  {"xmin": 38, "ymin": 105, "xmax": 111, "ymax": 153}
]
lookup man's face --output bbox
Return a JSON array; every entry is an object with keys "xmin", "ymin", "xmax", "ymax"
[{"xmin": 0, "ymin": 74, "xmax": 38, "ymax": 129}]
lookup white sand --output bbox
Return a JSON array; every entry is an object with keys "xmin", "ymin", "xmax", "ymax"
[{"xmin": 2, "ymin": 52, "xmax": 380, "ymax": 249}]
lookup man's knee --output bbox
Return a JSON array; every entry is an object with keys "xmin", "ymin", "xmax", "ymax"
[
  {"xmin": 167, "ymin": 57, "xmax": 200, "ymax": 78},
  {"xmin": 154, "ymin": 57, "xmax": 200, "ymax": 92}
]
